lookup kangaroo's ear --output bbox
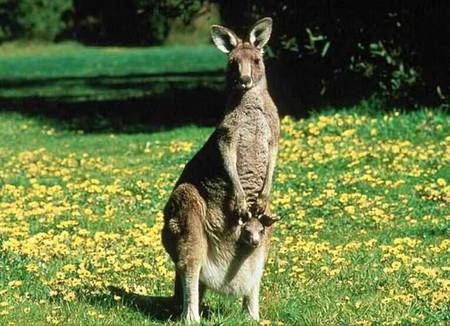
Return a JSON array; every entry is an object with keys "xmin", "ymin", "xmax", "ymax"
[
  {"xmin": 211, "ymin": 25, "xmax": 239, "ymax": 53},
  {"xmin": 259, "ymin": 213, "xmax": 281, "ymax": 227},
  {"xmin": 249, "ymin": 17, "xmax": 272, "ymax": 49}
]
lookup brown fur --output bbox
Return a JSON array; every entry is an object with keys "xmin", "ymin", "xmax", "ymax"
[{"xmin": 161, "ymin": 17, "xmax": 280, "ymax": 322}]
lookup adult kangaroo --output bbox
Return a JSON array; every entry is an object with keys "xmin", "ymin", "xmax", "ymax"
[{"xmin": 161, "ymin": 17, "xmax": 280, "ymax": 323}]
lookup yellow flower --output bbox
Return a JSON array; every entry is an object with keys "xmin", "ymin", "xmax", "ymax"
[
  {"xmin": 63, "ymin": 291, "xmax": 76, "ymax": 302},
  {"xmin": 342, "ymin": 129, "xmax": 356, "ymax": 137},
  {"xmin": 437, "ymin": 178, "xmax": 447, "ymax": 187},
  {"xmin": 8, "ymin": 280, "xmax": 22, "ymax": 289},
  {"xmin": 344, "ymin": 205, "xmax": 356, "ymax": 215},
  {"xmin": 26, "ymin": 263, "xmax": 39, "ymax": 272}
]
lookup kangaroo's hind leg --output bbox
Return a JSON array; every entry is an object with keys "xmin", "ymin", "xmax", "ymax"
[
  {"xmin": 171, "ymin": 273, "xmax": 206, "ymax": 317},
  {"xmin": 163, "ymin": 183, "xmax": 207, "ymax": 323}
]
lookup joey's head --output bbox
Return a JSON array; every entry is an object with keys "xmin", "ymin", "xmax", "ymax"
[
  {"xmin": 238, "ymin": 214, "xmax": 280, "ymax": 248},
  {"xmin": 211, "ymin": 17, "xmax": 272, "ymax": 91}
]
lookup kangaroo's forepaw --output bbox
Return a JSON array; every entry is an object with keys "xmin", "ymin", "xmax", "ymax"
[
  {"xmin": 232, "ymin": 197, "xmax": 251, "ymax": 222},
  {"xmin": 255, "ymin": 194, "xmax": 269, "ymax": 216}
]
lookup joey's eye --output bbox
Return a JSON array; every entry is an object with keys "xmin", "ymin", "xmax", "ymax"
[
  {"xmin": 254, "ymin": 58, "xmax": 260, "ymax": 65},
  {"xmin": 259, "ymin": 229, "xmax": 264, "ymax": 235}
]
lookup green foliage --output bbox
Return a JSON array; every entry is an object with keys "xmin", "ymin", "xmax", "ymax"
[
  {"xmin": 165, "ymin": 3, "xmax": 221, "ymax": 46},
  {"xmin": 137, "ymin": 0, "xmax": 210, "ymax": 44},
  {"xmin": 0, "ymin": 0, "xmax": 206, "ymax": 45},
  {"xmin": 351, "ymin": 41, "xmax": 421, "ymax": 100},
  {"xmin": 137, "ymin": 0, "xmax": 205, "ymax": 44},
  {"xmin": 150, "ymin": 0, "xmax": 205, "ymax": 23},
  {"xmin": 216, "ymin": 1, "xmax": 450, "ymax": 107},
  {"xmin": 138, "ymin": 0, "xmax": 207, "ymax": 45},
  {"xmin": 144, "ymin": 6, "xmax": 170, "ymax": 45},
  {"xmin": 16, "ymin": 0, "xmax": 72, "ymax": 40},
  {"xmin": 0, "ymin": 0, "xmax": 72, "ymax": 42},
  {"xmin": 0, "ymin": 0, "xmax": 18, "ymax": 41},
  {"xmin": 73, "ymin": 0, "xmax": 206, "ymax": 45}
]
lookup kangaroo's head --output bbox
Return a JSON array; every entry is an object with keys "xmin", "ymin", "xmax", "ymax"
[
  {"xmin": 211, "ymin": 17, "xmax": 272, "ymax": 91},
  {"xmin": 238, "ymin": 213, "xmax": 281, "ymax": 248}
]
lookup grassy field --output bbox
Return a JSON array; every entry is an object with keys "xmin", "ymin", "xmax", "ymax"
[
  {"xmin": 0, "ymin": 101, "xmax": 448, "ymax": 325},
  {"xmin": 0, "ymin": 43, "xmax": 226, "ymax": 101},
  {"xmin": 0, "ymin": 42, "xmax": 448, "ymax": 325}
]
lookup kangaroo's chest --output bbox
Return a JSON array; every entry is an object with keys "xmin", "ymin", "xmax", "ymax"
[{"xmin": 236, "ymin": 108, "xmax": 271, "ymax": 204}]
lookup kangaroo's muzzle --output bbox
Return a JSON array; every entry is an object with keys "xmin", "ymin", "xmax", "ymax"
[{"xmin": 239, "ymin": 75, "xmax": 252, "ymax": 89}]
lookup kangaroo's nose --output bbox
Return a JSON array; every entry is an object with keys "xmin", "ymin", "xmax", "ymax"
[{"xmin": 240, "ymin": 75, "xmax": 252, "ymax": 88}]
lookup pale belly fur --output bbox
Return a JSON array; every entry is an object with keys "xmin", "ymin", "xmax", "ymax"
[{"xmin": 199, "ymin": 247, "xmax": 266, "ymax": 296}]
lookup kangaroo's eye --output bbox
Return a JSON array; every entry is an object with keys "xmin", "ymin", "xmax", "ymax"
[
  {"xmin": 254, "ymin": 58, "xmax": 260, "ymax": 65},
  {"xmin": 227, "ymin": 62, "xmax": 239, "ymax": 77}
]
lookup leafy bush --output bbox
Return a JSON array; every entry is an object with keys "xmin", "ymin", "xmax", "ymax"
[
  {"xmin": 0, "ymin": 0, "xmax": 72, "ymax": 41},
  {"xmin": 73, "ymin": 0, "xmax": 205, "ymax": 45},
  {"xmin": 215, "ymin": 0, "xmax": 450, "ymax": 109},
  {"xmin": 0, "ymin": 0, "xmax": 18, "ymax": 41},
  {"xmin": 0, "ymin": 0, "xmax": 205, "ymax": 45},
  {"xmin": 351, "ymin": 41, "xmax": 421, "ymax": 101}
]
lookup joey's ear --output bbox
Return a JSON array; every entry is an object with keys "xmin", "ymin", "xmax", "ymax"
[
  {"xmin": 249, "ymin": 17, "xmax": 272, "ymax": 49},
  {"xmin": 211, "ymin": 25, "xmax": 239, "ymax": 53},
  {"xmin": 259, "ymin": 213, "xmax": 281, "ymax": 227}
]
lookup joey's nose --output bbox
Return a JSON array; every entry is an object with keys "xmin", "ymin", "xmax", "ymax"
[
  {"xmin": 240, "ymin": 75, "xmax": 252, "ymax": 88},
  {"xmin": 250, "ymin": 239, "xmax": 259, "ymax": 248},
  {"xmin": 249, "ymin": 237, "xmax": 260, "ymax": 247}
]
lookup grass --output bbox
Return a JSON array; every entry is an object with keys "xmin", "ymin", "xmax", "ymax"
[
  {"xmin": 0, "ymin": 42, "xmax": 226, "ymax": 101},
  {"xmin": 0, "ymin": 101, "xmax": 448, "ymax": 325}
]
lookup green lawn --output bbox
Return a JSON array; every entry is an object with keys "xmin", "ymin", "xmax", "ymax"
[
  {"xmin": 0, "ymin": 43, "xmax": 226, "ymax": 101},
  {"xmin": 0, "ymin": 101, "xmax": 448, "ymax": 325}
]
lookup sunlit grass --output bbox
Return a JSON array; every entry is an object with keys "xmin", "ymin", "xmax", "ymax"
[{"xmin": 0, "ymin": 103, "xmax": 448, "ymax": 325}]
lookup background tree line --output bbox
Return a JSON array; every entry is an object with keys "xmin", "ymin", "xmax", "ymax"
[{"xmin": 0, "ymin": 0, "xmax": 448, "ymax": 111}]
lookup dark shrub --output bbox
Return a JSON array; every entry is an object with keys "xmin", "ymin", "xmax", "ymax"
[
  {"xmin": 215, "ymin": 0, "xmax": 450, "ymax": 112},
  {"xmin": 73, "ymin": 0, "xmax": 205, "ymax": 45}
]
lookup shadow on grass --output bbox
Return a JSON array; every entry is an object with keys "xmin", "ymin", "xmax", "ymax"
[
  {"xmin": 105, "ymin": 286, "xmax": 217, "ymax": 322},
  {"xmin": 0, "ymin": 72, "xmax": 226, "ymax": 133},
  {"xmin": 108, "ymin": 286, "xmax": 178, "ymax": 322},
  {"xmin": 0, "ymin": 68, "xmax": 337, "ymax": 134}
]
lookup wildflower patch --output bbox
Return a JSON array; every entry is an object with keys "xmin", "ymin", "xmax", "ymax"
[{"xmin": 0, "ymin": 108, "xmax": 448, "ymax": 325}]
